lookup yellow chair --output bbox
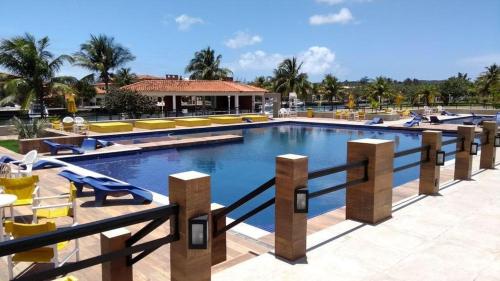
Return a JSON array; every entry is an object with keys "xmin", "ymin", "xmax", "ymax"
[
  {"xmin": 334, "ymin": 111, "xmax": 342, "ymax": 119},
  {"xmin": 5, "ymin": 221, "xmax": 80, "ymax": 280},
  {"xmin": 32, "ymin": 183, "xmax": 78, "ymax": 227},
  {"xmin": 340, "ymin": 111, "xmax": 349, "ymax": 120},
  {"xmin": 51, "ymin": 121, "xmax": 63, "ymax": 131},
  {"xmin": 358, "ymin": 111, "xmax": 366, "ymax": 120},
  {"xmin": 0, "ymin": 175, "xmax": 40, "ymax": 207}
]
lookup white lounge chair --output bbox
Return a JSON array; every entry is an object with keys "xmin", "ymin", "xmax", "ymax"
[{"xmin": 10, "ymin": 150, "xmax": 37, "ymax": 177}]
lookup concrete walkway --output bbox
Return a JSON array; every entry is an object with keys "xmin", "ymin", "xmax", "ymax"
[{"xmin": 214, "ymin": 165, "xmax": 500, "ymax": 281}]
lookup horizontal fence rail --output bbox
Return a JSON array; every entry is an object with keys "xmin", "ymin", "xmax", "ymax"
[
  {"xmin": 308, "ymin": 159, "xmax": 369, "ymax": 199},
  {"xmin": 212, "ymin": 177, "xmax": 276, "ymax": 236},
  {"xmin": 0, "ymin": 204, "xmax": 179, "ymax": 281},
  {"xmin": 393, "ymin": 145, "xmax": 431, "ymax": 173},
  {"xmin": 308, "ymin": 160, "xmax": 368, "ymax": 180}
]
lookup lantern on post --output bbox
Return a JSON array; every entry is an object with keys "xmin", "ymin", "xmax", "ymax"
[
  {"xmin": 294, "ymin": 187, "xmax": 309, "ymax": 213},
  {"xmin": 188, "ymin": 214, "xmax": 208, "ymax": 249},
  {"xmin": 470, "ymin": 142, "xmax": 479, "ymax": 155},
  {"xmin": 436, "ymin": 150, "xmax": 445, "ymax": 166}
]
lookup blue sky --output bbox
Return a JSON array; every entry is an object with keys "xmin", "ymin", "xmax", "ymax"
[{"xmin": 1, "ymin": 0, "xmax": 499, "ymax": 82}]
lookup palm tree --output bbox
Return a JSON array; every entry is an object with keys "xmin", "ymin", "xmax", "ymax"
[
  {"xmin": 73, "ymin": 34, "xmax": 135, "ymax": 92},
  {"xmin": 250, "ymin": 76, "xmax": 274, "ymax": 91},
  {"xmin": 366, "ymin": 77, "xmax": 393, "ymax": 110},
  {"xmin": 476, "ymin": 64, "xmax": 499, "ymax": 105},
  {"xmin": 321, "ymin": 74, "xmax": 343, "ymax": 107},
  {"xmin": 273, "ymin": 57, "xmax": 310, "ymax": 102},
  {"xmin": 53, "ymin": 74, "xmax": 97, "ymax": 106},
  {"xmin": 0, "ymin": 33, "xmax": 72, "ymax": 116},
  {"xmin": 185, "ymin": 47, "xmax": 232, "ymax": 80},
  {"xmin": 114, "ymin": 68, "xmax": 137, "ymax": 86},
  {"xmin": 417, "ymin": 85, "xmax": 440, "ymax": 106}
]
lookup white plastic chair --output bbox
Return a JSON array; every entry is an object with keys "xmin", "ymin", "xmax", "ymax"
[
  {"xmin": 11, "ymin": 150, "xmax": 37, "ymax": 177},
  {"xmin": 74, "ymin": 117, "xmax": 85, "ymax": 124},
  {"xmin": 62, "ymin": 116, "xmax": 74, "ymax": 123},
  {"xmin": 278, "ymin": 108, "xmax": 289, "ymax": 118},
  {"xmin": 288, "ymin": 108, "xmax": 297, "ymax": 117}
]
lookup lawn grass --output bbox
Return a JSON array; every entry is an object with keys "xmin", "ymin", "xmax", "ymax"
[{"xmin": 0, "ymin": 140, "xmax": 20, "ymax": 153}]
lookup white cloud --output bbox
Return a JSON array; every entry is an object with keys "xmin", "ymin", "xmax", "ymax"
[
  {"xmin": 316, "ymin": 0, "xmax": 344, "ymax": 5},
  {"xmin": 299, "ymin": 46, "xmax": 336, "ymax": 75},
  {"xmin": 175, "ymin": 14, "xmax": 203, "ymax": 31},
  {"xmin": 309, "ymin": 8, "xmax": 354, "ymax": 25},
  {"xmin": 236, "ymin": 50, "xmax": 285, "ymax": 70},
  {"xmin": 233, "ymin": 46, "xmax": 338, "ymax": 76},
  {"xmin": 457, "ymin": 53, "xmax": 500, "ymax": 67},
  {"xmin": 315, "ymin": 0, "xmax": 373, "ymax": 5},
  {"xmin": 225, "ymin": 32, "xmax": 263, "ymax": 49}
]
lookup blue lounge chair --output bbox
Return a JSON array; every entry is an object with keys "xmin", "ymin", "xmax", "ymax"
[
  {"xmin": 81, "ymin": 177, "xmax": 153, "ymax": 206},
  {"xmin": 429, "ymin": 116, "xmax": 442, "ymax": 124},
  {"xmin": 96, "ymin": 139, "xmax": 113, "ymax": 148},
  {"xmin": 496, "ymin": 112, "xmax": 500, "ymax": 126},
  {"xmin": 0, "ymin": 155, "xmax": 16, "ymax": 163},
  {"xmin": 80, "ymin": 138, "xmax": 98, "ymax": 152},
  {"xmin": 441, "ymin": 110, "xmax": 457, "ymax": 116},
  {"xmin": 32, "ymin": 160, "xmax": 66, "ymax": 170},
  {"xmin": 365, "ymin": 117, "xmax": 383, "ymax": 125},
  {"xmin": 43, "ymin": 140, "xmax": 84, "ymax": 156},
  {"xmin": 404, "ymin": 118, "xmax": 420, "ymax": 127},
  {"xmin": 58, "ymin": 170, "xmax": 152, "ymax": 206}
]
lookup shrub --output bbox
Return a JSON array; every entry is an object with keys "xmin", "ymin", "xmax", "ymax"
[{"xmin": 10, "ymin": 116, "xmax": 48, "ymax": 139}]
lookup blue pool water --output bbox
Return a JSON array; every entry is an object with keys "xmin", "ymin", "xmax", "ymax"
[{"xmin": 68, "ymin": 123, "xmax": 457, "ymax": 231}]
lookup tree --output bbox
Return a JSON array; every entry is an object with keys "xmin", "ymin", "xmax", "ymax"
[
  {"xmin": 250, "ymin": 76, "xmax": 274, "ymax": 91},
  {"xmin": 476, "ymin": 64, "xmax": 499, "ymax": 105},
  {"xmin": 417, "ymin": 85, "xmax": 440, "ymax": 106},
  {"xmin": 273, "ymin": 57, "xmax": 311, "ymax": 101},
  {"xmin": 53, "ymin": 74, "xmax": 97, "ymax": 105},
  {"xmin": 73, "ymin": 34, "xmax": 135, "ymax": 92},
  {"xmin": 366, "ymin": 77, "xmax": 393, "ymax": 109},
  {"xmin": 114, "ymin": 67, "xmax": 137, "ymax": 87},
  {"xmin": 321, "ymin": 74, "xmax": 343, "ymax": 104},
  {"xmin": 185, "ymin": 47, "xmax": 232, "ymax": 80},
  {"xmin": 0, "ymin": 33, "xmax": 73, "ymax": 116},
  {"xmin": 439, "ymin": 73, "xmax": 471, "ymax": 105},
  {"xmin": 104, "ymin": 88, "xmax": 155, "ymax": 118}
]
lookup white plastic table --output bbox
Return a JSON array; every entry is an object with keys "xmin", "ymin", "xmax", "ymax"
[{"xmin": 0, "ymin": 194, "xmax": 17, "ymax": 242}]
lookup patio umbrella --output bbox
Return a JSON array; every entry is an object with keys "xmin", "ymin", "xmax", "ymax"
[{"xmin": 66, "ymin": 94, "xmax": 77, "ymax": 115}]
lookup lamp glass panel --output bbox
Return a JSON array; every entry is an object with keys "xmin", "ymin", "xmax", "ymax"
[
  {"xmin": 296, "ymin": 193, "xmax": 307, "ymax": 211},
  {"xmin": 191, "ymin": 224, "xmax": 205, "ymax": 246}
]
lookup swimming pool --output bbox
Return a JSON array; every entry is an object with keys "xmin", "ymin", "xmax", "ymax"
[{"xmin": 67, "ymin": 123, "xmax": 457, "ymax": 231}]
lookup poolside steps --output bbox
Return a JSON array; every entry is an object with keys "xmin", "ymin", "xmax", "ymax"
[{"xmin": 135, "ymin": 134, "xmax": 243, "ymax": 151}]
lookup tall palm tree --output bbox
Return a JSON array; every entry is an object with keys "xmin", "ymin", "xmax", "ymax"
[
  {"xmin": 273, "ymin": 57, "xmax": 310, "ymax": 101},
  {"xmin": 0, "ymin": 33, "xmax": 72, "ymax": 116},
  {"xmin": 114, "ymin": 67, "xmax": 137, "ymax": 86},
  {"xmin": 321, "ymin": 74, "xmax": 343, "ymax": 104},
  {"xmin": 366, "ymin": 76, "xmax": 393, "ymax": 109},
  {"xmin": 476, "ymin": 64, "xmax": 499, "ymax": 104},
  {"xmin": 417, "ymin": 85, "xmax": 440, "ymax": 106},
  {"xmin": 185, "ymin": 47, "xmax": 232, "ymax": 80},
  {"xmin": 73, "ymin": 34, "xmax": 135, "ymax": 92}
]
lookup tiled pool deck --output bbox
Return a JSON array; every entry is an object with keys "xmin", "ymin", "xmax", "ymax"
[
  {"xmin": 1, "ymin": 115, "xmax": 498, "ymax": 280},
  {"xmin": 214, "ymin": 149, "xmax": 500, "ymax": 281}
]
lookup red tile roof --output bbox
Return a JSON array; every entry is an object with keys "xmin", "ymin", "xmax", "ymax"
[{"xmin": 121, "ymin": 80, "xmax": 268, "ymax": 93}]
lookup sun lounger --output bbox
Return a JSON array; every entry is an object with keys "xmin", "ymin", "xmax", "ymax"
[
  {"xmin": 365, "ymin": 117, "xmax": 383, "ymax": 125},
  {"xmin": 0, "ymin": 155, "xmax": 16, "ymax": 163},
  {"xmin": 58, "ymin": 170, "xmax": 152, "ymax": 205},
  {"xmin": 404, "ymin": 118, "xmax": 420, "ymax": 127},
  {"xmin": 81, "ymin": 177, "xmax": 153, "ymax": 206},
  {"xmin": 32, "ymin": 159, "xmax": 66, "ymax": 170},
  {"xmin": 429, "ymin": 116, "xmax": 442, "ymax": 124},
  {"xmin": 96, "ymin": 139, "xmax": 113, "ymax": 148},
  {"xmin": 80, "ymin": 138, "xmax": 98, "ymax": 152},
  {"xmin": 43, "ymin": 140, "xmax": 84, "ymax": 155},
  {"xmin": 441, "ymin": 110, "xmax": 457, "ymax": 116}
]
